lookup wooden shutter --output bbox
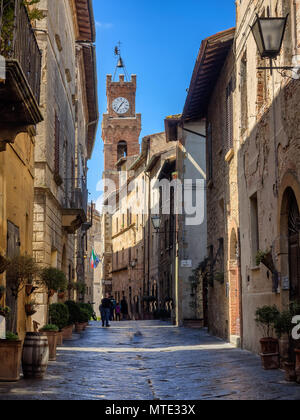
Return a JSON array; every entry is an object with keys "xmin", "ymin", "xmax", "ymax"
[
  {"xmin": 54, "ymin": 113, "xmax": 60, "ymax": 176},
  {"xmin": 7, "ymin": 221, "xmax": 20, "ymax": 258}
]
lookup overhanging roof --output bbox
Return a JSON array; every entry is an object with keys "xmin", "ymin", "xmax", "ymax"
[
  {"xmin": 182, "ymin": 28, "xmax": 235, "ymax": 121},
  {"xmin": 82, "ymin": 44, "xmax": 99, "ymax": 159},
  {"xmin": 75, "ymin": 0, "xmax": 96, "ymax": 43}
]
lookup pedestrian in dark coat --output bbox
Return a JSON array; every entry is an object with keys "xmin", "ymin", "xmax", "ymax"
[
  {"xmin": 101, "ymin": 293, "xmax": 112, "ymax": 327},
  {"xmin": 121, "ymin": 297, "xmax": 128, "ymax": 320}
]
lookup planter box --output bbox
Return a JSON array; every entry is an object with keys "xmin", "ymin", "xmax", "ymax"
[
  {"xmin": 57, "ymin": 331, "xmax": 63, "ymax": 346},
  {"xmin": 75, "ymin": 323, "xmax": 85, "ymax": 333},
  {"xmin": 295, "ymin": 349, "xmax": 300, "ymax": 383},
  {"xmin": 284, "ymin": 361, "xmax": 297, "ymax": 382},
  {"xmin": 40, "ymin": 331, "xmax": 58, "ymax": 361},
  {"xmin": 0, "ymin": 340, "xmax": 22, "ymax": 382},
  {"xmin": 62, "ymin": 325, "xmax": 73, "ymax": 340},
  {"xmin": 260, "ymin": 353, "xmax": 280, "ymax": 370},
  {"xmin": 260, "ymin": 338, "xmax": 279, "ymax": 354}
]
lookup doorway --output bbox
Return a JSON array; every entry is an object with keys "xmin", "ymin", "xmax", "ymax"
[{"xmin": 287, "ymin": 189, "xmax": 300, "ymax": 302}]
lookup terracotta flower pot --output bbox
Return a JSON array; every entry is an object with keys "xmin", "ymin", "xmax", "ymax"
[
  {"xmin": 284, "ymin": 361, "xmax": 297, "ymax": 382},
  {"xmin": 62, "ymin": 325, "xmax": 73, "ymax": 340},
  {"xmin": 0, "ymin": 340, "xmax": 23, "ymax": 382},
  {"xmin": 40, "ymin": 331, "xmax": 58, "ymax": 361},
  {"xmin": 260, "ymin": 353, "xmax": 280, "ymax": 370},
  {"xmin": 75, "ymin": 323, "xmax": 85, "ymax": 333},
  {"xmin": 57, "ymin": 331, "xmax": 63, "ymax": 346},
  {"xmin": 25, "ymin": 305, "xmax": 37, "ymax": 317},
  {"xmin": 58, "ymin": 292, "xmax": 65, "ymax": 300},
  {"xmin": 260, "ymin": 338, "xmax": 279, "ymax": 354},
  {"xmin": 48, "ymin": 290, "xmax": 56, "ymax": 298}
]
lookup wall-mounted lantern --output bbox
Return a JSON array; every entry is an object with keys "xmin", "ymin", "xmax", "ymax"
[{"xmin": 251, "ymin": 14, "xmax": 294, "ymax": 74}]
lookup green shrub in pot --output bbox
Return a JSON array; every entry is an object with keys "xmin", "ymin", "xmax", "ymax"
[{"xmin": 49, "ymin": 303, "xmax": 70, "ymax": 330}]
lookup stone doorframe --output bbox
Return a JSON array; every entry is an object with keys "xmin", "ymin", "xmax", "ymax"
[
  {"xmin": 278, "ymin": 172, "xmax": 300, "ymax": 309},
  {"xmin": 228, "ymin": 220, "xmax": 241, "ymax": 347}
]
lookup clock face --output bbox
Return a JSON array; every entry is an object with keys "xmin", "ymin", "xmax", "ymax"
[{"xmin": 112, "ymin": 97, "xmax": 130, "ymax": 115}]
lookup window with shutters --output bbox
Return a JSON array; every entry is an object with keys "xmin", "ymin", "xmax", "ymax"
[
  {"xmin": 54, "ymin": 113, "xmax": 63, "ymax": 186},
  {"xmin": 225, "ymin": 79, "xmax": 234, "ymax": 153},
  {"xmin": 240, "ymin": 52, "xmax": 248, "ymax": 136}
]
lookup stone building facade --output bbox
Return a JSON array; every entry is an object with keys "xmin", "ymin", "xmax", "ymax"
[
  {"xmin": 236, "ymin": 0, "xmax": 300, "ymax": 353},
  {"xmin": 179, "ymin": 0, "xmax": 300, "ymax": 354},
  {"xmin": 0, "ymin": 0, "xmax": 43, "ymax": 339},
  {"xmin": 32, "ymin": 0, "xmax": 98, "ymax": 326},
  {"xmin": 180, "ymin": 27, "xmax": 241, "ymax": 343}
]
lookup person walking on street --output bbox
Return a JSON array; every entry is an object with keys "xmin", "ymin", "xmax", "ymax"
[
  {"xmin": 121, "ymin": 296, "xmax": 128, "ymax": 321},
  {"xmin": 115, "ymin": 302, "xmax": 121, "ymax": 321},
  {"xmin": 110, "ymin": 295, "xmax": 116, "ymax": 321},
  {"xmin": 101, "ymin": 293, "xmax": 112, "ymax": 327}
]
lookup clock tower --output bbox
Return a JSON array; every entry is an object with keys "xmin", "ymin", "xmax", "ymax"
[{"xmin": 102, "ymin": 74, "xmax": 141, "ymax": 188}]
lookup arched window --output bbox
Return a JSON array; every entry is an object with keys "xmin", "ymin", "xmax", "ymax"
[{"xmin": 117, "ymin": 141, "xmax": 127, "ymax": 161}]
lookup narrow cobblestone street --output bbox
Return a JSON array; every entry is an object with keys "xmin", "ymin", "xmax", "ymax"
[{"xmin": 0, "ymin": 321, "xmax": 299, "ymax": 400}]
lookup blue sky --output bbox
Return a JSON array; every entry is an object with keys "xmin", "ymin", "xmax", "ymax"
[{"xmin": 88, "ymin": 0, "xmax": 236, "ymax": 202}]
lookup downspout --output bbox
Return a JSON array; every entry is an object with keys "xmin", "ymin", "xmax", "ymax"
[
  {"xmin": 145, "ymin": 171, "xmax": 151, "ymax": 308},
  {"xmin": 237, "ymin": 227, "xmax": 244, "ymax": 349}
]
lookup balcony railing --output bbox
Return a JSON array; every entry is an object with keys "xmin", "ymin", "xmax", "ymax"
[
  {"xmin": 0, "ymin": 0, "xmax": 42, "ymax": 103},
  {"xmin": 64, "ymin": 177, "xmax": 88, "ymax": 214}
]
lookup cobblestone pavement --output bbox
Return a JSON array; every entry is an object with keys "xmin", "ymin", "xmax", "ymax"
[{"xmin": 0, "ymin": 321, "xmax": 299, "ymax": 400}]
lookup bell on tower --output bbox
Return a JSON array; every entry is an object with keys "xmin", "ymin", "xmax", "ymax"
[{"xmin": 114, "ymin": 42, "xmax": 130, "ymax": 81}]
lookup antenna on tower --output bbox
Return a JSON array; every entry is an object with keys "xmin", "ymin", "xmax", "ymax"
[{"xmin": 113, "ymin": 42, "xmax": 130, "ymax": 81}]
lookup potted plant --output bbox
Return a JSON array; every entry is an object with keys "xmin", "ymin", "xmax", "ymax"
[
  {"xmin": 49, "ymin": 303, "xmax": 70, "ymax": 345},
  {"xmin": 5, "ymin": 255, "xmax": 40, "ymax": 332},
  {"xmin": 0, "ymin": 305, "xmax": 10, "ymax": 318},
  {"xmin": 255, "ymin": 305, "xmax": 280, "ymax": 370},
  {"xmin": 57, "ymin": 290, "xmax": 66, "ymax": 300},
  {"xmin": 39, "ymin": 325, "xmax": 59, "ymax": 361},
  {"xmin": 78, "ymin": 303, "xmax": 94, "ymax": 329},
  {"xmin": 40, "ymin": 268, "xmax": 68, "ymax": 298},
  {"xmin": 25, "ymin": 301, "xmax": 37, "ymax": 317},
  {"xmin": 275, "ymin": 303, "xmax": 300, "ymax": 382},
  {"xmin": 256, "ymin": 250, "xmax": 280, "ymax": 292},
  {"xmin": 0, "ymin": 332, "xmax": 22, "ymax": 382},
  {"xmin": 64, "ymin": 301, "xmax": 81, "ymax": 337}
]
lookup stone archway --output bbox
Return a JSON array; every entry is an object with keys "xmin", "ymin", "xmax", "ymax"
[{"xmin": 228, "ymin": 227, "xmax": 241, "ymax": 345}]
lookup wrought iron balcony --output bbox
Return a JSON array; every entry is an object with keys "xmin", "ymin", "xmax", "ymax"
[
  {"xmin": 0, "ymin": 0, "xmax": 43, "ymax": 151},
  {"xmin": 62, "ymin": 177, "xmax": 88, "ymax": 234}
]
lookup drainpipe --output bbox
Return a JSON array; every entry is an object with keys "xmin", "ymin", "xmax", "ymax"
[
  {"xmin": 145, "ymin": 171, "xmax": 151, "ymax": 308},
  {"xmin": 237, "ymin": 227, "xmax": 244, "ymax": 349}
]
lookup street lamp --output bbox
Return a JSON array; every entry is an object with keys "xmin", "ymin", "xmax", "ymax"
[
  {"xmin": 251, "ymin": 14, "xmax": 294, "ymax": 73},
  {"xmin": 251, "ymin": 14, "xmax": 288, "ymax": 60},
  {"xmin": 151, "ymin": 215, "xmax": 161, "ymax": 232}
]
